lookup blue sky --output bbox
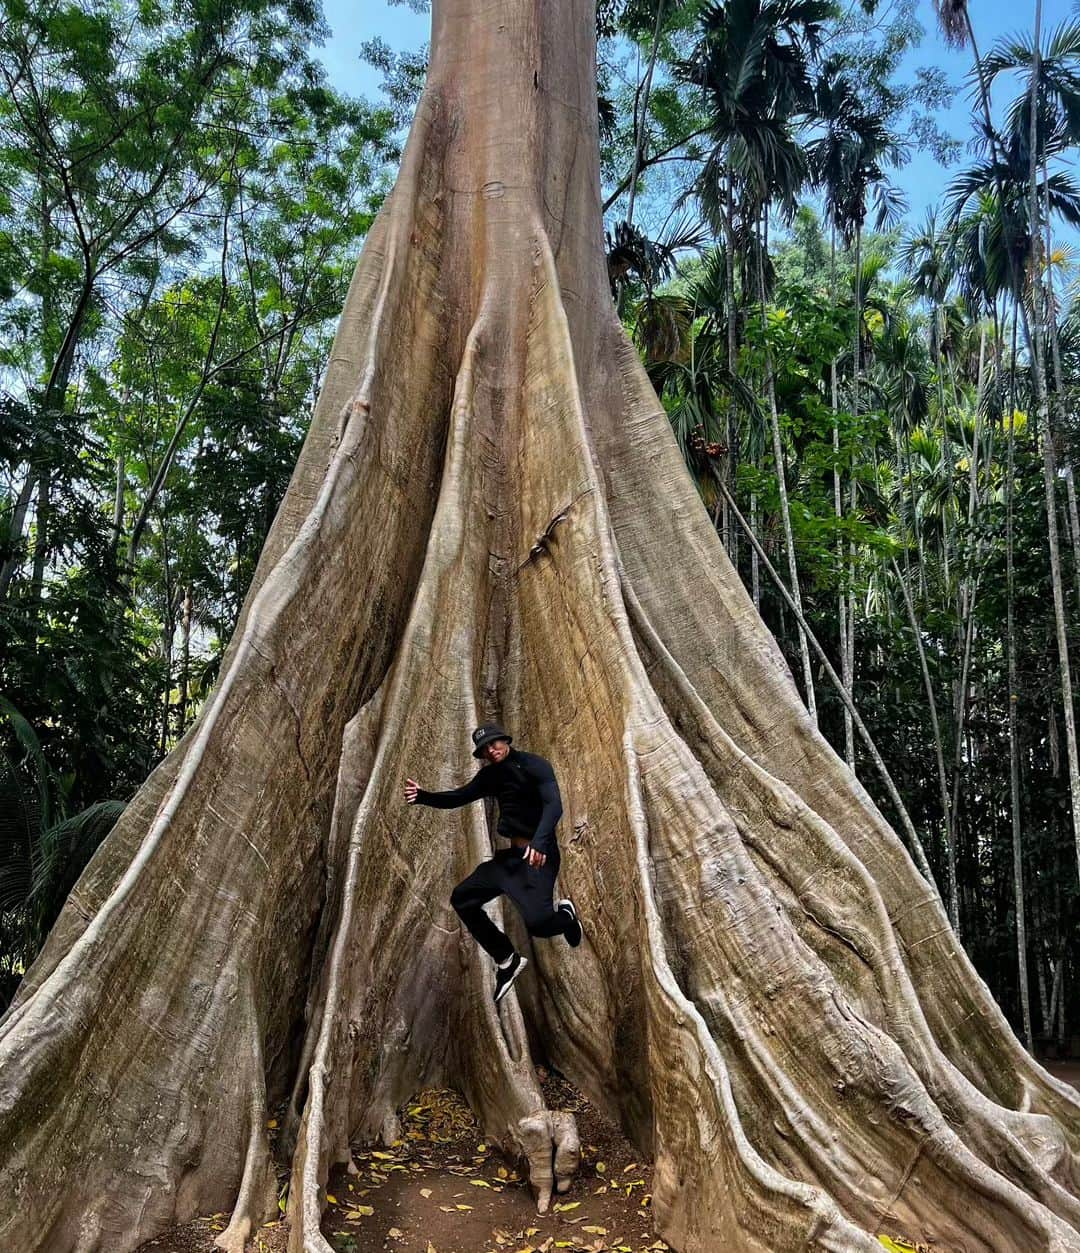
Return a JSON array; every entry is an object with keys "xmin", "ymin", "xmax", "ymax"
[{"xmin": 315, "ymin": 0, "xmax": 1075, "ymax": 228}]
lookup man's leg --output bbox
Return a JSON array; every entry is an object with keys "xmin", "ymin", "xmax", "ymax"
[
  {"xmin": 450, "ymin": 858, "xmax": 516, "ymax": 963},
  {"xmin": 507, "ymin": 850, "xmax": 572, "ymax": 940}
]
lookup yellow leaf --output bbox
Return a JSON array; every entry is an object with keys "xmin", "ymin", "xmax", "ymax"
[
  {"xmin": 497, "ymin": 1166, "xmax": 509, "ymax": 1178},
  {"xmin": 266, "ymin": 1118, "xmax": 278, "ymax": 1129},
  {"xmin": 582, "ymin": 1227, "xmax": 607, "ymax": 1236},
  {"xmin": 470, "ymin": 1179, "xmax": 493, "ymax": 1187},
  {"xmin": 388, "ymin": 1228, "xmax": 404, "ymax": 1238},
  {"xmin": 622, "ymin": 1162, "xmax": 636, "ymax": 1172},
  {"xmin": 595, "ymin": 1162, "xmax": 606, "ymax": 1173},
  {"xmin": 371, "ymin": 1151, "xmax": 396, "ymax": 1160},
  {"xmin": 325, "ymin": 1194, "xmax": 337, "ymax": 1205},
  {"xmin": 553, "ymin": 1201, "xmax": 580, "ymax": 1211},
  {"xmin": 877, "ymin": 1240, "xmax": 919, "ymax": 1253},
  {"xmin": 354, "ymin": 1205, "xmax": 374, "ymax": 1216},
  {"xmin": 420, "ymin": 1187, "xmax": 432, "ymax": 1198},
  {"xmin": 477, "ymin": 1143, "xmax": 487, "ymax": 1151},
  {"xmin": 427, "ymin": 1245, "xmax": 438, "ymax": 1253},
  {"xmin": 455, "ymin": 1203, "xmax": 473, "ymax": 1211}
]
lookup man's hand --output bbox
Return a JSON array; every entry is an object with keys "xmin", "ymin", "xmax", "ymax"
[
  {"xmin": 404, "ymin": 778, "xmax": 420, "ymax": 804},
  {"xmin": 524, "ymin": 844, "xmax": 546, "ymax": 868}
]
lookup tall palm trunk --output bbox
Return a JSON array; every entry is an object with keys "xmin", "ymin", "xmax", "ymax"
[
  {"xmin": 844, "ymin": 226, "xmax": 862, "ymax": 765},
  {"xmin": 1042, "ymin": 163, "xmax": 1080, "ymax": 622},
  {"xmin": 625, "ymin": 0, "xmax": 666, "ymax": 230},
  {"xmin": 1024, "ymin": 0, "xmax": 1080, "ymax": 887},
  {"xmin": 953, "ymin": 0, "xmax": 1080, "ymax": 889},
  {"xmin": 830, "ymin": 227, "xmax": 850, "ymax": 761},
  {"xmin": 756, "ymin": 207, "xmax": 816, "ymax": 720},
  {"xmin": 892, "ymin": 558, "xmax": 958, "ymax": 928},
  {"xmin": 1005, "ymin": 350, "xmax": 1034, "ymax": 1051}
]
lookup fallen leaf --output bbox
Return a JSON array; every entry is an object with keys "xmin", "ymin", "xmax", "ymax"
[
  {"xmin": 325, "ymin": 1194, "xmax": 337, "ymax": 1205},
  {"xmin": 552, "ymin": 1201, "xmax": 580, "ymax": 1211},
  {"xmin": 477, "ymin": 1143, "xmax": 487, "ymax": 1151},
  {"xmin": 582, "ymin": 1227, "xmax": 607, "ymax": 1236},
  {"xmin": 471, "ymin": 1179, "xmax": 493, "ymax": 1188},
  {"xmin": 266, "ymin": 1118, "xmax": 278, "ymax": 1129},
  {"xmin": 419, "ymin": 1187, "xmax": 432, "ymax": 1198},
  {"xmin": 388, "ymin": 1226, "xmax": 405, "ymax": 1237},
  {"xmin": 455, "ymin": 1203, "xmax": 473, "ymax": 1211},
  {"xmin": 594, "ymin": 1161, "xmax": 606, "ymax": 1173},
  {"xmin": 371, "ymin": 1151, "xmax": 396, "ymax": 1160}
]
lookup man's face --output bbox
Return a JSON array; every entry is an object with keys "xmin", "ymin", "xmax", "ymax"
[{"xmin": 483, "ymin": 738, "xmax": 510, "ymax": 764}]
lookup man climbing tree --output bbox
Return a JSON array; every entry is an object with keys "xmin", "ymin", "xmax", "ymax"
[
  {"xmin": 405, "ymin": 722, "xmax": 583, "ymax": 1003},
  {"xmin": 0, "ymin": 0, "xmax": 1078, "ymax": 1251}
]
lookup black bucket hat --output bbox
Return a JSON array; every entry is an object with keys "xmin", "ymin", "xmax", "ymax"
[{"xmin": 472, "ymin": 722, "xmax": 512, "ymax": 758}]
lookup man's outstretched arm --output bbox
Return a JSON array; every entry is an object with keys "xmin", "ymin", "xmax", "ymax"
[{"xmin": 405, "ymin": 771, "xmax": 490, "ymax": 808}]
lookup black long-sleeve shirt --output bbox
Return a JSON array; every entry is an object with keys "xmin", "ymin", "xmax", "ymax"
[{"xmin": 414, "ymin": 748, "xmax": 563, "ymax": 856}]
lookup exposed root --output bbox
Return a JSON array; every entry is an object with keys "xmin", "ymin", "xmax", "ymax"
[
  {"xmin": 620, "ymin": 566, "xmax": 1080, "ymax": 1221},
  {"xmin": 287, "ymin": 300, "xmax": 578, "ymax": 1245},
  {"xmin": 592, "ymin": 318, "xmax": 1080, "ymax": 1142},
  {"xmin": 214, "ymin": 994, "xmax": 278, "ymax": 1253},
  {"xmin": 0, "ymin": 75, "xmax": 453, "ymax": 1253},
  {"xmin": 518, "ymin": 1108, "xmax": 581, "ymax": 1212}
]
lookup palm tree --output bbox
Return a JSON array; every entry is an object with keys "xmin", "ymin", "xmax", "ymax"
[
  {"xmin": 940, "ymin": 0, "xmax": 1080, "ymax": 900},
  {"xmin": 677, "ymin": 0, "xmax": 835, "ymax": 720}
]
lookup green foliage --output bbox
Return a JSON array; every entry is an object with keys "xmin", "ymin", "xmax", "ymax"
[{"xmin": 0, "ymin": 0, "xmax": 395, "ymax": 987}]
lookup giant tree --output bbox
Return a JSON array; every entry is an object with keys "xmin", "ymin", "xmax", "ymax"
[{"xmin": 1, "ymin": 2, "xmax": 1079, "ymax": 1252}]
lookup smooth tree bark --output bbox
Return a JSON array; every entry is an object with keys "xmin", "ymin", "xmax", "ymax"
[{"xmin": 2, "ymin": 3, "xmax": 1080, "ymax": 1253}]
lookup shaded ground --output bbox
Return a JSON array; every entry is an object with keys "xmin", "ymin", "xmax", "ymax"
[
  {"xmin": 136, "ymin": 1059, "xmax": 1080, "ymax": 1253},
  {"xmin": 139, "ymin": 1065, "xmax": 665, "ymax": 1253}
]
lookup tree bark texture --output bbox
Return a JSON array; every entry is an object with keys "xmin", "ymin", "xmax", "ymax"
[{"xmin": 1, "ymin": 2, "xmax": 1079, "ymax": 1251}]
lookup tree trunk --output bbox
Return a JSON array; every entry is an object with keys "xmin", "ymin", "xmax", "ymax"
[
  {"xmin": 891, "ymin": 558, "xmax": 957, "ymax": 930},
  {"xmin": 0, "ymin": 471, "xmax": 36, "ymax": 599},
  {"xmin": 1006, "ymin": 384, "xmax": 1033, "ymax": 1054},
  {"xmin": 1, "ymin": 4, "xmax": 1079, "ymax": 1253},
  {"xmin": 176, "ymin": 583, "xmax": 194, "ymax": 738},
  {"xmin": 845, "ymin": 226, "xmax": 861, "ymax": 767},
  {"xmin": 1025, "ymin": 0, "xmax": 1080, "ymax": 890},
  {"xmin": 756, "ymin": 208, "xmax": 817, "ymax": 723},
  {"xmin": 624, "ymin": 0, "xmax": 665, "ymax": 230},
  {"xmin": 28, "ymin": 471, "xmax": 50, "ymax": 605}
]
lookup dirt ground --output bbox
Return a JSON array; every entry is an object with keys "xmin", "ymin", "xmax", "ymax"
[
  {"xmin": 136, "ymin": 1061, "xmax": 1080, "ymax": 1253},
  {"xmin": 139, "ymin": 1065, "xmax": 666, "ymax": 1253}
]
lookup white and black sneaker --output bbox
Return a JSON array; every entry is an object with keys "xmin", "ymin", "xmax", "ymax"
[
  {"xmin": 493, "ymin": 951, "xmax": 528, "ymax": 1004},
  {"xmin": 557, "ymin": 899, "xmax": 583, "ymax": 948}
]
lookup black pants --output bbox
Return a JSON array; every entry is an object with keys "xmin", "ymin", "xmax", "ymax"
[{"xmin": 450, "ymin": 844, "xmax": 569, "ymax": 962}]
